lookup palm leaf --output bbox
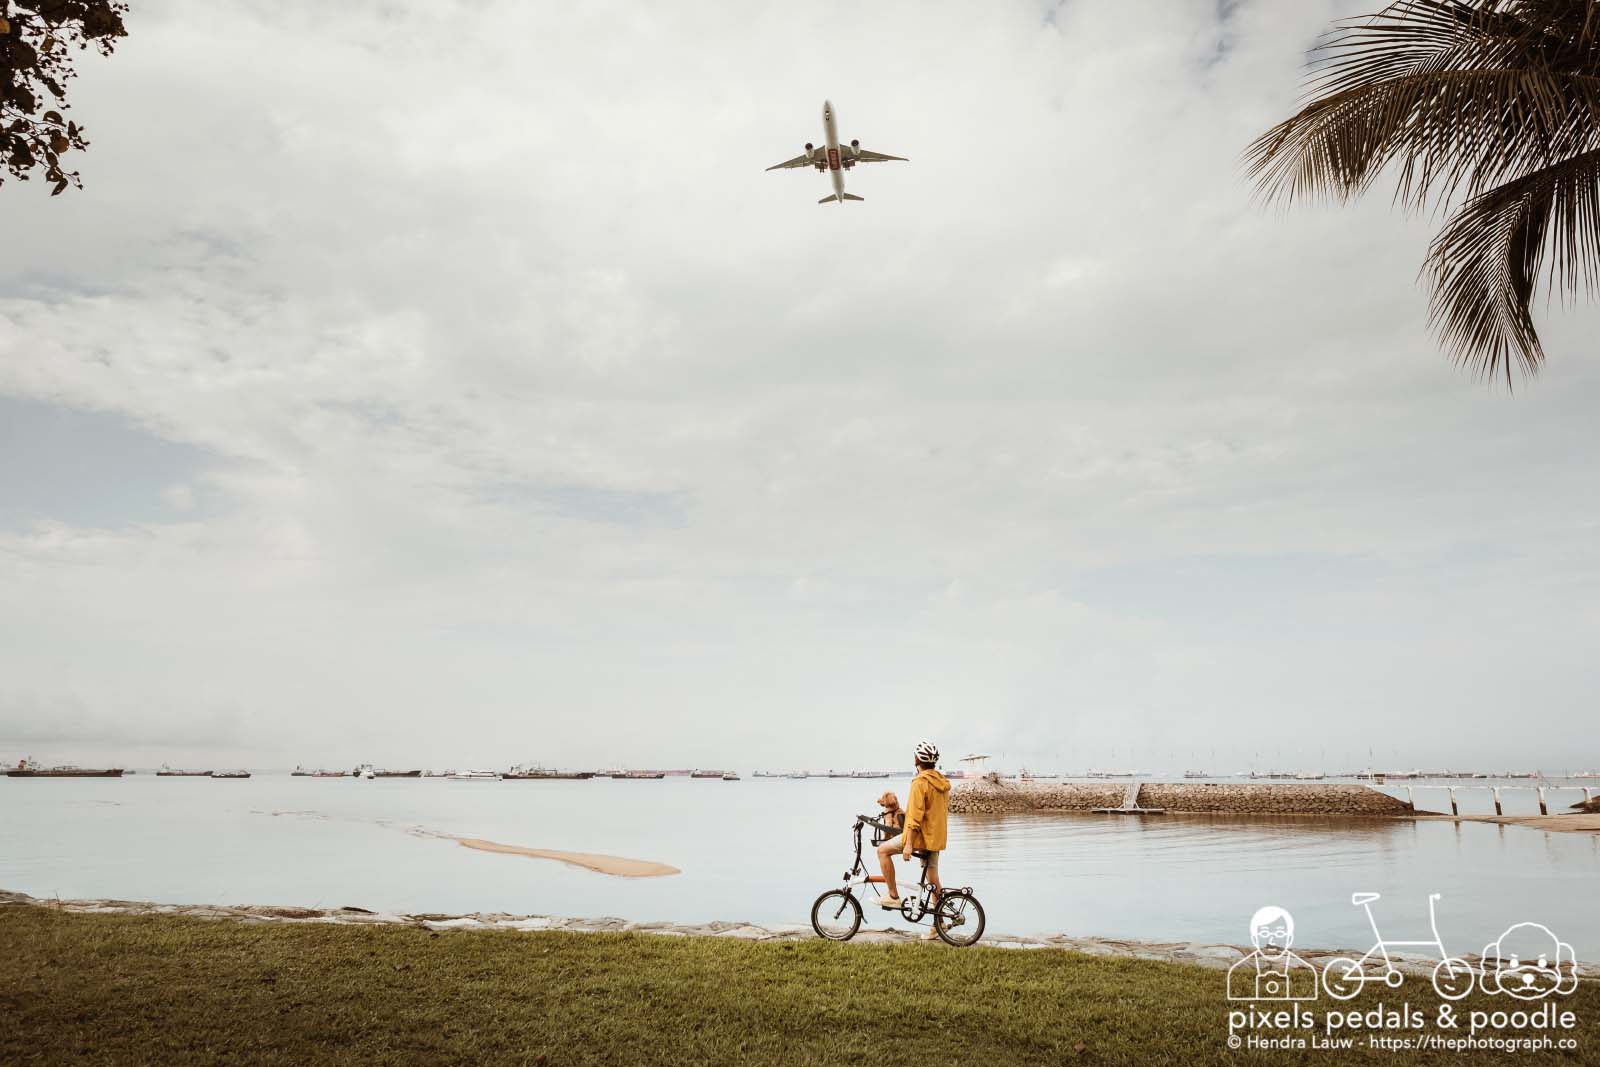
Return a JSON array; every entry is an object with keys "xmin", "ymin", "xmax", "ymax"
[
  {"xmin": 1426, "ymin": 146, "xmax": 1600, "ymax": 380},
  {"xmin": 1247, "ymin": 1, "xmax": 1600, "ymax": 207},
  {"xmin": 1246, "ymin": 0, "xmax": 1600, "ymax": 380}
]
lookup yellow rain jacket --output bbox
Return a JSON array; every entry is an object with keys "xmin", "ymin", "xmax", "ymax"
[{"xmin": 903, "ymin": 768, "xmax": 951, "ymax": 852}]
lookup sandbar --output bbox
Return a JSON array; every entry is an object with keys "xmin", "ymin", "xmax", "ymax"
[{"xmin": 453, "ymin": 837, "xmax": 680, "ymax": 877}]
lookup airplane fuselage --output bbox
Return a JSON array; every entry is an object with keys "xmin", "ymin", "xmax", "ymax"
[{"xmin": 821, "ymin": 100, "xmax": 845, "ymax": 201}]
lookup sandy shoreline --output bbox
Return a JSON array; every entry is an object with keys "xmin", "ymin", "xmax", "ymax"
[{"xmin": 1416, "ymin": 813, "xmax": 1600, "ymax": 833}]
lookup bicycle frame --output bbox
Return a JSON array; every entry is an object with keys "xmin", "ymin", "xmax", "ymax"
[
  {"xmin": 1348, "ymin": 893, "xmax": 1451, "ymax": 978},
  {"xmin": 840, "ymin": 815, "xmax": 939, "ymax": 920}
]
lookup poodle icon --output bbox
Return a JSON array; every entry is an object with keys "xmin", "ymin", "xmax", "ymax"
[
  {"xmin": 1227, "ymin": 905, "xmax": 1319, "ymax": 1001},
  {"xmin": 1479, "ymin": 923, "xmax": 1580, "ymax": 1000}
]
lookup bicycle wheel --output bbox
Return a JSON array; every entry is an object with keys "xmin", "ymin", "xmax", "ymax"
[
  {"xmin": 1432, "ymin": 957, "xmax": 1475, "ymax": 1001},
  {"xmin": 811, "ymin": 889, "xmax": 862, "ymax": 941},
  {"xmin": 933, "ymin": 890, "xmax": 986, "ymax": 947},
  {"xmin": 1321, "ymin": 957, "xmax": 1364, "ymax": 1001}
]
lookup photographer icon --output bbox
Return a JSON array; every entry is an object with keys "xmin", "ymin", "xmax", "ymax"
[{"xmin": 1227, "ymin": 905, "xmax": 1319, "ymax": 1001}]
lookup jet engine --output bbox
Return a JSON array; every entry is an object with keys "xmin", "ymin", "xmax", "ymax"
[
  {"xmin": 849, "ymin": 138, "xmax": 860, "ymax": 155},
  {"xmin": 804, "ymin": 142, "xmax": 815, "ymax": 159}
]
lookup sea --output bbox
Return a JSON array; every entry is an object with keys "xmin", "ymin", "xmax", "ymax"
[{"xmin": 3, "ymin": 773, "xmax": 1596, "ymax": 960}]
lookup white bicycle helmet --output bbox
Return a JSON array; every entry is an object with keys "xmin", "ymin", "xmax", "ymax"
[{"xmin": 914, "ymin": 740, "xmax": 939, "ymax": 766}]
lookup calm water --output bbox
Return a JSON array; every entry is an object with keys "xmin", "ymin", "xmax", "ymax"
[{"xmin": 3, "ymin": 774, "xmax": 1596, "ymax": 959}]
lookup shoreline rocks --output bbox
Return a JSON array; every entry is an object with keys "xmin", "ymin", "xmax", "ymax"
[
  {"xmin": 4, "ymin": 889, "xmax": 1593, "ymax": 977},
  {"xmin": 950, "ymin": 779, "xmax": 1415, "ymax": 817}
]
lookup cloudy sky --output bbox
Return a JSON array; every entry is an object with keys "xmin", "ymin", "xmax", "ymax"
[{"xmin": 2, "ymin": 0, "xmax": 1596, "ymax": 773}]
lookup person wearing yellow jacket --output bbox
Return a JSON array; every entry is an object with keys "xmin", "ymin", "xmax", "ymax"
[{"xmin": 875, "ymin": 740, "xmax": 950, "ymax": 918}]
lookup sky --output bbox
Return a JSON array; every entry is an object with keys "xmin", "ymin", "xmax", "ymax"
[{"xmin": 1, "ymin": 0, "xmax": 1597, "ymax": 774}]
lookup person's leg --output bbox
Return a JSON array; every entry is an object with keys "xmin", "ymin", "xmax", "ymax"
[
  {"xmin": 918, "ymin": 851, "xmax": 946, "ymax": 939},
  {"xmin": 876, "ymin": 835, "xmax": 903, "ymax": 900}
]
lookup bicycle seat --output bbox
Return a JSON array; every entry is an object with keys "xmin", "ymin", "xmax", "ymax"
[
  {"xmin": 1351, "ymin": 892, "xmax": 1381, "ymax": 906},
  {"xmin": 912, "ymin": 849, "xmax": 932, "ymax": 859}
]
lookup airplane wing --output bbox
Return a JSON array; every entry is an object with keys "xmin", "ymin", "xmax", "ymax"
[
  {"xmin": 765, "ymin": 152, "xmax": 817, "ymax": 172},
  {"xmin": 852, "ymin": 148, "xmax": 908, "ymax": 164}
]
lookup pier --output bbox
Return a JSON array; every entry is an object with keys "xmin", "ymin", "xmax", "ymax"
[{"xmin": 1091, "ymin": 781, "xmax": 1167, "ymax": 815}]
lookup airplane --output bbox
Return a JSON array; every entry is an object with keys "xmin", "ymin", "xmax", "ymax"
[{"xmin": 765, "ymin": 100, "xmax": 908, "ymax": 204}]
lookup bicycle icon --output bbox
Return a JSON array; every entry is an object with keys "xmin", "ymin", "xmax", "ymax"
[{"xmin": 1321, "ymin": 891, "xmax": 1475, "ymax": 1001}]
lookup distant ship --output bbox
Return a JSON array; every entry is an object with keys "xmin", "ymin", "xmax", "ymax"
[
  {"xmin": 6, "ymin": 759, "xmax": 122, "ymax": 778},
  {"xmin": 850, "ymin": 770, "xmax": 890, "ymax": 779},
  {"xmin": 445, "ymin": 769, "xmax": 500, "ymax": 781},
  {"xmin": 368, "ymin": 768, "xmax": 422, "ymax": 778},
  {"xmin": 504, "ymin": 765, "xmax": 596, "ymax": 780},
  {"xmin": 210, "ymin": 770, "xmax": 251, "ymax": 779},
  {"xmin": 157, "ymin": 765, "xmax": 212, "ymax": 777},
  {"xmin": 1183, "ymin": 770, "xmax": 1210, "ymax": 779},
  {"xmin": 722, "ymin": 772, "xmax": 740, "ymax": 781},
  {"xmin": 691, "ymin": 769, "xmax": 733, "ymax": 779},
  {"xmin": 610, "ymin": 770, "xmax": 666, "ymax": 779}
]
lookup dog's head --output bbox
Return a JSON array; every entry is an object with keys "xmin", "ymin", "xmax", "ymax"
[{"xmin": 1481, "ymin": 923, "xmax": 1578, "ymax": 1000}]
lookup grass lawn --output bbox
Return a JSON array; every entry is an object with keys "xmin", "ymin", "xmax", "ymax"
[{"xmin": 2, "ymin": 905, "xmax": 1595, "ymax": 1065}]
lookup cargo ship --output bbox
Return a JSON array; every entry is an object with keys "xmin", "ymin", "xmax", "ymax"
[
  {"xmin": 157, "ymin": 765, "xmax": 212, "ymax": 777},
  {"xmin": 210, "ymin": 770, "xmax": 251, "ymax": 779},
  {"xmin": 504, "ymin": 765, "xmax": 595, "ymax": 780},
  {"xmin": 7, "ymin": 759, "xmax": 123, "ymax": 778},
  {"xmin": 691, "ymin": 769, "xmax": 733, "ymax": 779},
  {"xmin": 610, "ymin": 770, "xmax": 666, "ymax": 779}
]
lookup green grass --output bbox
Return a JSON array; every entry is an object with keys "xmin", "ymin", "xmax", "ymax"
[{"xmin": 2, "ymin": 906, "xmax": 1595, "ymax": 1065}]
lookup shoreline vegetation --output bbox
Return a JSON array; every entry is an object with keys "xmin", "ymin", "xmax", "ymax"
[
  {"xmin": 6, "ymin": 890, "xmax": 1596, "ymax": 972},
  {"xmin": 3, "ymin": 896, "xmax": 1595, "ymax": 1066}
]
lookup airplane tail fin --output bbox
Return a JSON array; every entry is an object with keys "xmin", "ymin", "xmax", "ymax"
[{"xmin": 817, "ymin": 193, "xmax": 865, "ymax": 204}]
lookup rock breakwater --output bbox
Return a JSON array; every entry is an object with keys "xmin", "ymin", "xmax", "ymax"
[{"xmin": 950, "ymin": 779, "xmax": 1415, "ymax": 817}]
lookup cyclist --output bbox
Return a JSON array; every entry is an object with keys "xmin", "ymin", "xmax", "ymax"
[{"xmin": 875, "ymin": 739, "xmax": 950, "ymax": 923}]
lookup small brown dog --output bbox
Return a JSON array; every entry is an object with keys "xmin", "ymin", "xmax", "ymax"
[
  {"xmin": 866, "ymin": 792, "xmax": 905, "ymax": 885},
  {"xmin": 877, "ymin": 791, "xmax": 903, "ymax": 831}
]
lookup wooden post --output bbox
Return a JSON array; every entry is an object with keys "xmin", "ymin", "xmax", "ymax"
[
  {"xmin": 1448, "ymin": 788, "xmax": 1458, "ymax": 816},
  {"xmin": 1537, "ymin": 787, "xmax": 1548, "ymax": 815},
  {"xmin": 1493, "ymin": 787, "xmax": 1503, "ymax": 816},
  {"xmin": 1406, "ymin": 786, "xmax": 1415, "ymax": 810}
]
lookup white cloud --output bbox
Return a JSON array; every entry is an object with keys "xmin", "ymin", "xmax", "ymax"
[{"xmin": 1, "ymin": 0, "xmax": 1597, "ymax": 772}]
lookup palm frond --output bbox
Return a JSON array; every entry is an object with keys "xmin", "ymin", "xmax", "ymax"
[
  {"xmin": 1426, "ymin": 146, "xmax": 1600, "ymax": 381},
  {"xmin": 1246, "ymin": 0, "xmax": 1600, "ymax": 207}
]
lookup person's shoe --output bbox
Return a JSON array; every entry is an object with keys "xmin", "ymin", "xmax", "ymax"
[{"xmin": 878, "ymin": 896, "xmax": 901, "ymax": 909}]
